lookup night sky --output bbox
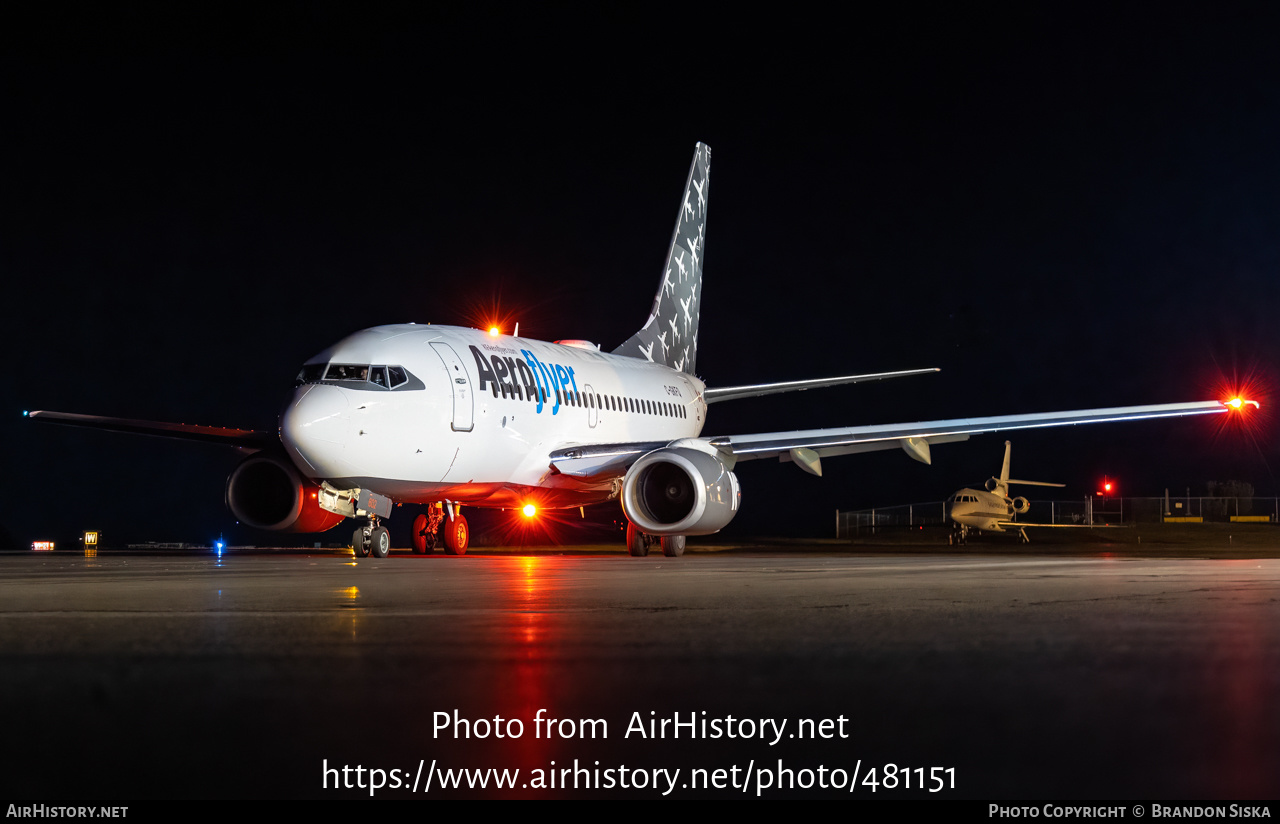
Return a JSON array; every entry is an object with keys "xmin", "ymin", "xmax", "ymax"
[{"xmin": 4, "ymin": 5, "xmax": 1279, "ymax": 549}]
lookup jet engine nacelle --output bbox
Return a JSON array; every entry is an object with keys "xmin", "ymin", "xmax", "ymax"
[
  {"xmin": 225, "ymin": 454, "xmax": 346, "ymax": 532},
  {"xmin": 621, "ymin": 447, "xmax": 741, "ymax": 536},
  {"xmin": 1012, "ymin": 496, "xmax": 1030, "ymax": 514},
  {"xmin": 985, "ymin": 478, "xmax": 999, "ymax": 492}
]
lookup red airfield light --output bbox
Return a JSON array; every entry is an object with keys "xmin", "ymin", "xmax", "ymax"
[{"xmin": 522, "ymin": 504, "xmax": 537, "ymax": 518}]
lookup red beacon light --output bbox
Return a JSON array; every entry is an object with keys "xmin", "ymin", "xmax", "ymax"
[
  {"xmin": 488, "ymin": 326, "xmax": 501, "ymax": 337},
  {"xmin": 1226, "ymin": 397, "xmax": 1259, "ymax": 411},
  {"xmin": 522, "ymin": 504, "xmax": 537, "ymax": 518}
]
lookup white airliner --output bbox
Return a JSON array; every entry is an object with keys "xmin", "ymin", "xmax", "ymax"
[
  {"xmin": 948, "ymin": 441, "xmax": 1067, "ymax": 544},
  {"xmin": 28, "ymin": 143, "xmax": 1251, "ymax": 558}
]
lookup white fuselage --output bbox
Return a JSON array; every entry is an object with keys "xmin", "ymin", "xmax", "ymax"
[
  {"xmin": 279, "ymin": 324, "xmax": 707, "ymax": 509},
  {"xmin": 949, "ymin": 488, "xmax": 1015, "ymax": 532}
]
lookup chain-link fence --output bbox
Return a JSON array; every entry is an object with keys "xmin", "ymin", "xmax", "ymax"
[{"xmin": 836, "ymin": 497, "xmax": 1280, "ymax": 538}]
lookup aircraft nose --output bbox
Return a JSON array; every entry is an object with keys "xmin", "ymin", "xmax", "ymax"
[{"xmin": 280, "ymin": 384, "xmax": 350, "ymax": 473}]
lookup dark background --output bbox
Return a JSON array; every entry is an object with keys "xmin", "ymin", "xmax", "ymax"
[{"xmin": 3, "ymin": 3, "xmax": 1279, "ymax": 549}]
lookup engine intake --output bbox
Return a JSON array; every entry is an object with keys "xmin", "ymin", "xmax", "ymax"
[
  {"xmin": 225, "ymin": 455, "xmax": 345, "ymax": 532},
  {"xmin": 621, "ymin": 447, "xmax": 740, "ymax": 535}
]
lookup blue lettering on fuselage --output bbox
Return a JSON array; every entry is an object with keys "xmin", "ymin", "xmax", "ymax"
[{"xmin": 469, "ymin": 345, "xmax": 580, "ymax": 416}]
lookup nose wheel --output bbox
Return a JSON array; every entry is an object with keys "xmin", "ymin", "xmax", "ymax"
[{"xmin": 352, "ymin": 522, "xmax": 391, "ymax": 558}]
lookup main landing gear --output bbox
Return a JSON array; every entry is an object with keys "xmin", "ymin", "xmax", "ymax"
[
  {"xmin": 409, "ymin": 502, "xmax": 469, "ymax": 555},
  {"xmin": 412, "ymin": 504, "xmax": 445, "ymax": 554},
  {"xmin": 626, "ymin": 522, "xmax": 685, "ymax": 557}
]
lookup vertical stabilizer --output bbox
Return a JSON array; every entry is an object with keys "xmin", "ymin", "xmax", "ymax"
[
  {"xmin": 612, "ymin": 142, "xmax": 710, "ymax": 375},
  {"xmin": 1000, "ymin": 441, "xmax": 1012, "ymax": 488}
]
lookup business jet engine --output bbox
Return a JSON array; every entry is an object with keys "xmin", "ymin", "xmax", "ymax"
[
  {"xmin": 1011, "ymin": 496, "xmax": 1031, "ymax": 514},
  {"xmin": 225, "ymin": 454, "xmax": 346, "ymax": 532},
  {"xmin": 621, "ymin": 447, "xmax": 741, "ymax": 535}
]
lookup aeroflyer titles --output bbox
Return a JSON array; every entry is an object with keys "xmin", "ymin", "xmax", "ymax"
[{"xmin": 28, "ymin": 143, "xmax": 1251, "ymax": 557}]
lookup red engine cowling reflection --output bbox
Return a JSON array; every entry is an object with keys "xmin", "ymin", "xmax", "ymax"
[{"xmin": 225, "ymin": 455, "xmax": 345, "ymax": 532}]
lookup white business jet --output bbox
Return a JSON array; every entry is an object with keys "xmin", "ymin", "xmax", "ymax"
[
  {"xmin": 949, "ymin": 441, "xmax": 1066, "ymax": 544},
  {"xmin": 28, "ymin": 143, "xmax": 1250, "ymax": 558}
]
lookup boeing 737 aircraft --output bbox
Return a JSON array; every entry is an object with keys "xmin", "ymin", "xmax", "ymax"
[{"xmin": 28, "ymin": 143, "xmax": 1252, "ymax": 558}]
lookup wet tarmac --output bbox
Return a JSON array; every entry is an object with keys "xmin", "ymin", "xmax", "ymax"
[{"xmin": 2, "ymin": 546, "xmax": 1278, "ymax": 799}]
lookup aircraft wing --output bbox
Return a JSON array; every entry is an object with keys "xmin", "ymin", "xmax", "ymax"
[
  {"xmin": 547, "ymin": 400, "xmax": 1236, "ymax": 479},
  {"xmin": 711, "ymin": 400, "xmax": 1233, "ymax": 468},
  {"xmin": 703, "ymin": 368, "xmax": 939, "ymax": 403},
  {"xmin": 25, "ymin": 410, "xmax": 273, "ymax": 449},
  {"xmin": 995, "ymin": 521, "xmax": 1118, "ymax": 529}
]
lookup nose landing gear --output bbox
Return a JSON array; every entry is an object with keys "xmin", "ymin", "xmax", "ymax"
[{"xmin": 352, "ymin": 520, "xmax": 390, "ymax": 558}]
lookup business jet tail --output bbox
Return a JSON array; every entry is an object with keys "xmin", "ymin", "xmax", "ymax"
[{"xmin": 612, "ymin": 142, "xmax": 710, "ymax": 376}]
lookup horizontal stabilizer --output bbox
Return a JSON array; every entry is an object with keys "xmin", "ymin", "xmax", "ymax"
[
  {"xmin": 26, "ymin": 410, "xmax": 271, "ymax": 449},
  {"xmin": 704, "ymin": 367, "xmax": 939, "ymax": 404},
  {"xmin": 1007, "ymin": 479, "xmax": 1066, "ymax": 488}
]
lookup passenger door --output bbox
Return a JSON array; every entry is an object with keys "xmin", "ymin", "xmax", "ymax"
[{"xmin": 431, "ymin": 342, "xmax": 474, "ymax": 432}]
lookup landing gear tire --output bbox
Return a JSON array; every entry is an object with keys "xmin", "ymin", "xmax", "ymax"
[
  {"xmin": 626, "ymin": 522, "xmax": 649, "ymax": 557},
  {"xmin": 444, "ymin": 514, "xmax": 469, "ymax": 555},
  {"xmin": 370, "ymin": 526, "xmax": 390, "ymax": 558},
  {"xmin": 352, "ymin": 527, "xmax": 370, "ymax": 558},
  {"xmin": 660, "ymin": 534, "xmax": 686, "ymax": 557},
  {"xmin": 412, "ymin": 513, "xmax": 434, "ymax": 554}
]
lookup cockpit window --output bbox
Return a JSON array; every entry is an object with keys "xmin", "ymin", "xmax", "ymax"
[
  {"xmin": 327, "ymin": 364, "xmax": 369, "ymax": 382},
  {"xmin": 295, "ymin": 363, "xmax": 326, "ymax": 386},
  {"xmin": 294, "ymin": 361, "xmax": 419, "ymax": 390}
]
